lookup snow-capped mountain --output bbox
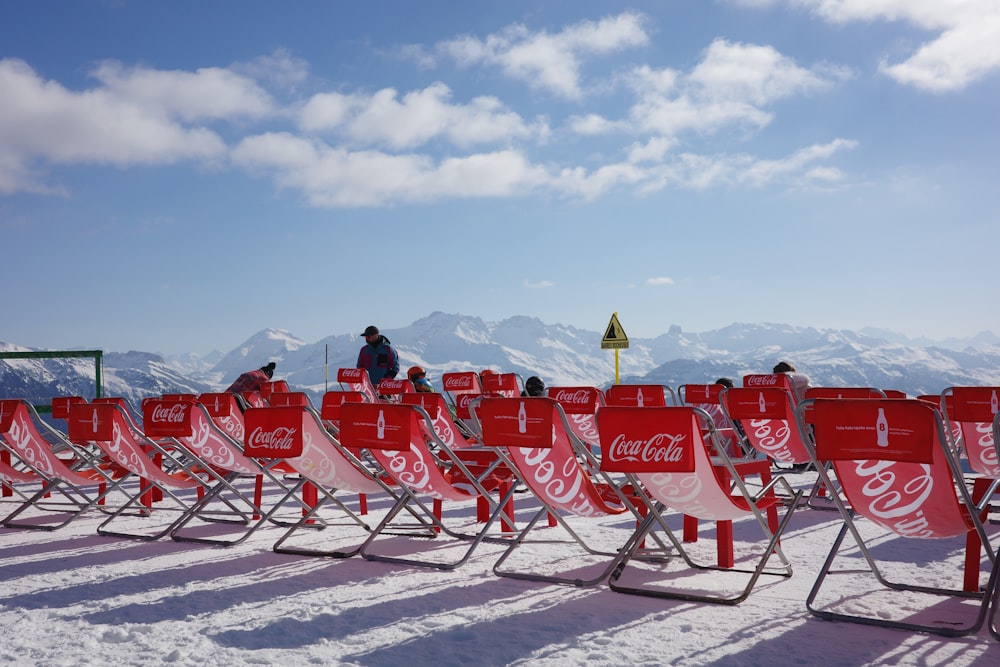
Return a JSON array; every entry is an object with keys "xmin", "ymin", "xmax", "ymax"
[
  {"xmin": 0, "ymin": 344, "xmax": 213, "ymax": 407},
  {"xmin": 3, "ymin": 312, "xmax": 1000, "ymax": 406}
]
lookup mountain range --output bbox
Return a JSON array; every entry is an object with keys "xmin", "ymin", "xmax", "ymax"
[{"xmin": 3, "ymin": 311, "xmax": 1000, "ymax": 407}]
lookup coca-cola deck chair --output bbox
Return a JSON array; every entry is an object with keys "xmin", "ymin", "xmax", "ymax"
[
  {"xmin": 376, "ymin": 377, "xmax": 412, "ymax": 403},
  {"xmin": 941, "ymin": 386, "xmax": 1000, "ymax": 480},
  {"xmin": 475, "ymin": 397, "xmax": 661, "ymax": 587},
  {"xmin": 991, "ymin": 411, "xmax": 1000, "ymax": 643},
  {"xmin": 342, "ymin": 402, "xmax": 519, "ymax": 570},
  {"xmin": 141, "ymin": 395, "xmax": 314, "ymax": 547},
  {"xmin": 481, "ymin": 372, "xmax": 524, "ymax": 398},
  {"xmin": 605, "ymin": 383, "xmax": 678, "ymax": 408},
  {"xmin": 799, "ymin": 398, "xmax": 997, "ymax": 637},
  {"xmin": 678, "ymin": 383, "xmax": 739, "ymax": 457},
  {"xmin": 720, "ymin": 386, "xmax": 830, "ymax": 508},
  {"xmin": 65, "ymin": 401, "xmax": 248, "ymax": 541},
  {"xmin": 441, "ymin": 371, "xmax": 486, "ymax": 440},
  {"xmin": 338, "ymin": 368, "xmax": 379, "ymax": 403},
  {"xmin": 938, "ymin": 387, "xmax": 1000, "ymax": 592},
  {"xmin": 1, "ymin": 398, "xmax": 126, "ymax": 530},
  {"xmin": 403, "ymin": 391, "xmax": 517, "ymax": 531},
  {"xmin": 259, "ymin": 398, "xmax": 431, "ymax": 558},
  {"xmin": 598, "ymin": 406, "xmax": 801, "ymax": 604},
  {"xmin": 547, "ymin": 386, "xmax": 605, "ymax": 454}
]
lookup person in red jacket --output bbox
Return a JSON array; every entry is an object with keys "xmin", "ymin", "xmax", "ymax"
[{"xmin": 225, "ymin": 362, "xmax": 276, "ymax": 394}]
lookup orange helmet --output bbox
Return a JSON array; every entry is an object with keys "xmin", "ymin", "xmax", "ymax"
[{"xmin": 407, "ymin": 366, "xmax": 426, "ymax": 380}]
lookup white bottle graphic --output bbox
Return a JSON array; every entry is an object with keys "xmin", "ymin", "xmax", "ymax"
[
  {"xmin": 758, "ymin": 392, "xmax": 766, "ymax": 413},
  {"xmin": 91, "ymin": 408, "xmax": 99, "ymax": 434},
  {"xmin": 376, "ymin": 409, "xmax": 385, "ymax": 439},
  {"xmin": 637, "ymin": 388, "xmax": 645, "ymax": 408},
  {"xmin": 991, "ymin": 389, "xmax": 998, "ymax": 415},
  {"xmin": 875, "ymin": 407, "xmax": 889, "ymax": 447},
  {"xmin": 518, "ymin": 401, "xmax": 527, "ymax": 434}
]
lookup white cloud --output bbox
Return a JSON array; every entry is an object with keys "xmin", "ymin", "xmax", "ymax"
[
  {"xmin": 623, "ymin": 39, "xmax": 841, "ymax": 139},
  {"xmin": 785, "ymin": 0, "xmax": 1000, "ymax": 91},
  {"xmin": 231, "ymin": 49, "xmax": 311, "ymax": 92},
  {"xmin": 646, "ymin": 277, "xmax": 675, "ymax": 286},
  {"xmin": 438, "ymin": 12, "xmax": 650, "ymax": 99},
  {"xmin": 739, "ymin": 138, "xmax": 858, "ymax": 186},
  {"xmin": 299, "ymin": 82, "xmax": 541, "ymax": 149},
  {"xmin": 690, "ymin": 39, "xmax": 836, "ymax": 104},
  {"xmin": 0, "ymin": 58, "xmax": 229, "ymax": 193},
  {"xmin": 523, "ymin": 279, "xmax": 556, "ymax": 289},
  {"xmin": 232, "ymin": 132, "xmax": 550, "ymax": 207},
  {"xmin": 91, "ymin": 60, "xmax": 276, "ymax": 121}
]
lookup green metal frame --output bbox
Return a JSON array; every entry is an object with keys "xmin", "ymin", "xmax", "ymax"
[{"xmin": 0, "ymin": 350, "xmax": 103, "ymax": 410}]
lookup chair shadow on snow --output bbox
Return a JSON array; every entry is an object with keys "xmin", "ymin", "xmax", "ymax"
[{"xmin": 79, "ymin": 551, "xmax": 381, "ymax": 625}]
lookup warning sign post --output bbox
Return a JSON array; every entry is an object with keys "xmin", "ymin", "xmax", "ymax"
[
  {"xmin": 601, "ymin": 312, "xmax": 629, "ymax": 350},
  {"xmin": 601, "ymin": 312, "xmax": 629, "ymax": 384}
]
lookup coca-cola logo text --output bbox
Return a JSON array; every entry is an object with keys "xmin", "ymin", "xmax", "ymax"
[
  {"xmin": 607, "ymin": 433, "xmax": 687, "ymax": 465},
  {"xmin": 248, "ymin": 426, "xmax": 299, "ymax": 451},
  {"xmin": 151, "ymin": 403, "xmax": 188, "ymax": 423},
  {"xmin": 553, "ymin": 389, "xmax": 592, "ymax": 405},
  {"xmin": 444, "ymin": 375, "xmax": 474, "ymax": 390},
  {"xmin": 745, "ymin": 375, "xmax": 780, "ymax": 387}
]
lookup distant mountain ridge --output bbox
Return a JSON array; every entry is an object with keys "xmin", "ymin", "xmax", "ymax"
[{"xmin": 3, "ymin": 312, "xmax": 1000, "ymax": 406}]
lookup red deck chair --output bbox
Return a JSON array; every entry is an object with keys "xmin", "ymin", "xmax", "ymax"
[
  {"xmin": 598, "ymin": 406, "xmax": 801, "ymax": 604},
  {"xmin": 403, "ymin": 392, "xmax": 517, "ymax": 531},
  {"xmin": 199, "ymin": 392, "xmax": 248, "ymax": 442},
  {"xmin": 475, "ymin": 397, "xmax": 661, "ymax": 587},
  {"xmin": 376, "ymin": 378, "xmax": 412, "ymax": 403},
  {"xmin": 1, "ymin": 398, "xmax": 125, "ymax": 530},
  {"xmin": 246, "ymin": 401, "xmax": 421, "ymax": 558},
  {"xmin": 799, "ymin": 398, "xmax": 997, "ymax": 637},
  {"xmin": 142, "ymin": 396, "xmax": 315, "ymax": 547},
  {"xmin": 720, "ymin": 386, "xmax": 809, "ymax": 467},
  {"xmin": 605, "ymin": 383, "xmax": 677, "ymax": 408},
  {"xmin": 991, "ymin": 411, "xmax": 1000, "ymax": 643},
  {"xmin": 342, "ymin": 402, "xmax": 518, "ymax": 570},
  {"xmin": 482, "ymin": 372, "xmax": 523, "ymax": 398},
  {"xmin": 546, "ymin": 386, "xmax": 605, "ymax": 453},
  {"xmin": 319, "ymin": 390, "xmax": 365, "ymax": 436},
  {"xmin": 939, "ymin": 387, "xmax": 1000, "ymax": 593},
  {"xmin": 721, "ymin": 385, "xmax": 834, "ymax": 511},
  {"xmin": 260, "ymin": 380, "xmax": 290, "ymax": 402},
  {"xmin": 65, "ymin": 401, "xmax": 227, "ymax": 540},
  {"xmin": 441, "ymin": 371, "xmax": 483, "ymax": 404},
  {"xmin": 941, "ymin": 386, "xmax": 1000, "ymax": 478},
  {"xmin": 337, "ymin": 368, "xmax": 378, "ymax": 403},
  {"xmin": 678, "ymin": 383, "xmax": 739, "ymax": 456},
  {"xmin": 441, "ymin": 371, "xmax": 485, "ymax": 439}
]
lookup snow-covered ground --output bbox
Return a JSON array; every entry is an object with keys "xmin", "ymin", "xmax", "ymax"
[{"xmin": 1, "ymin": 471, "xmax": 997, "ymax": 666}]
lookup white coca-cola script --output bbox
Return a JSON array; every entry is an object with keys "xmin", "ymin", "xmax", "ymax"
[
  {"xmin": 247, "ymin": 426, "xmax": 298, "ymax": 452},
  {"xmin": 151, "ymin": 403, "xmax": 187, "ymax": 424},
  {"xmin": 607, "ymin": 433, "xmax": 687, "ymax": 465},
  {"xmin": 444, "ymin": 375, "xmax": 473, "ymax": 390}
]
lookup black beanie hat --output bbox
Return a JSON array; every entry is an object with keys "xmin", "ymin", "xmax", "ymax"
[{"xmin": 261, "ymin": 362, "xmax": 276, "ymax": 378}]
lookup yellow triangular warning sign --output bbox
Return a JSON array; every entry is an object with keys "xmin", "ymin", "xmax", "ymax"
[{"xmin": 601, "ymin": 313, "xmax": 629, "ymax": 349}]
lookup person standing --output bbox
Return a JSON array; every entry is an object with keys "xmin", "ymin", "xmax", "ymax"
[{"xmin": 357, "ymin": 325, "xmax": 399, "ymax": 386}]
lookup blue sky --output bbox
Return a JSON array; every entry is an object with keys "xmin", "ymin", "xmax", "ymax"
[{"xmin": 2, "ymin": 1, "xmax": 998, "ymax": 356}]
